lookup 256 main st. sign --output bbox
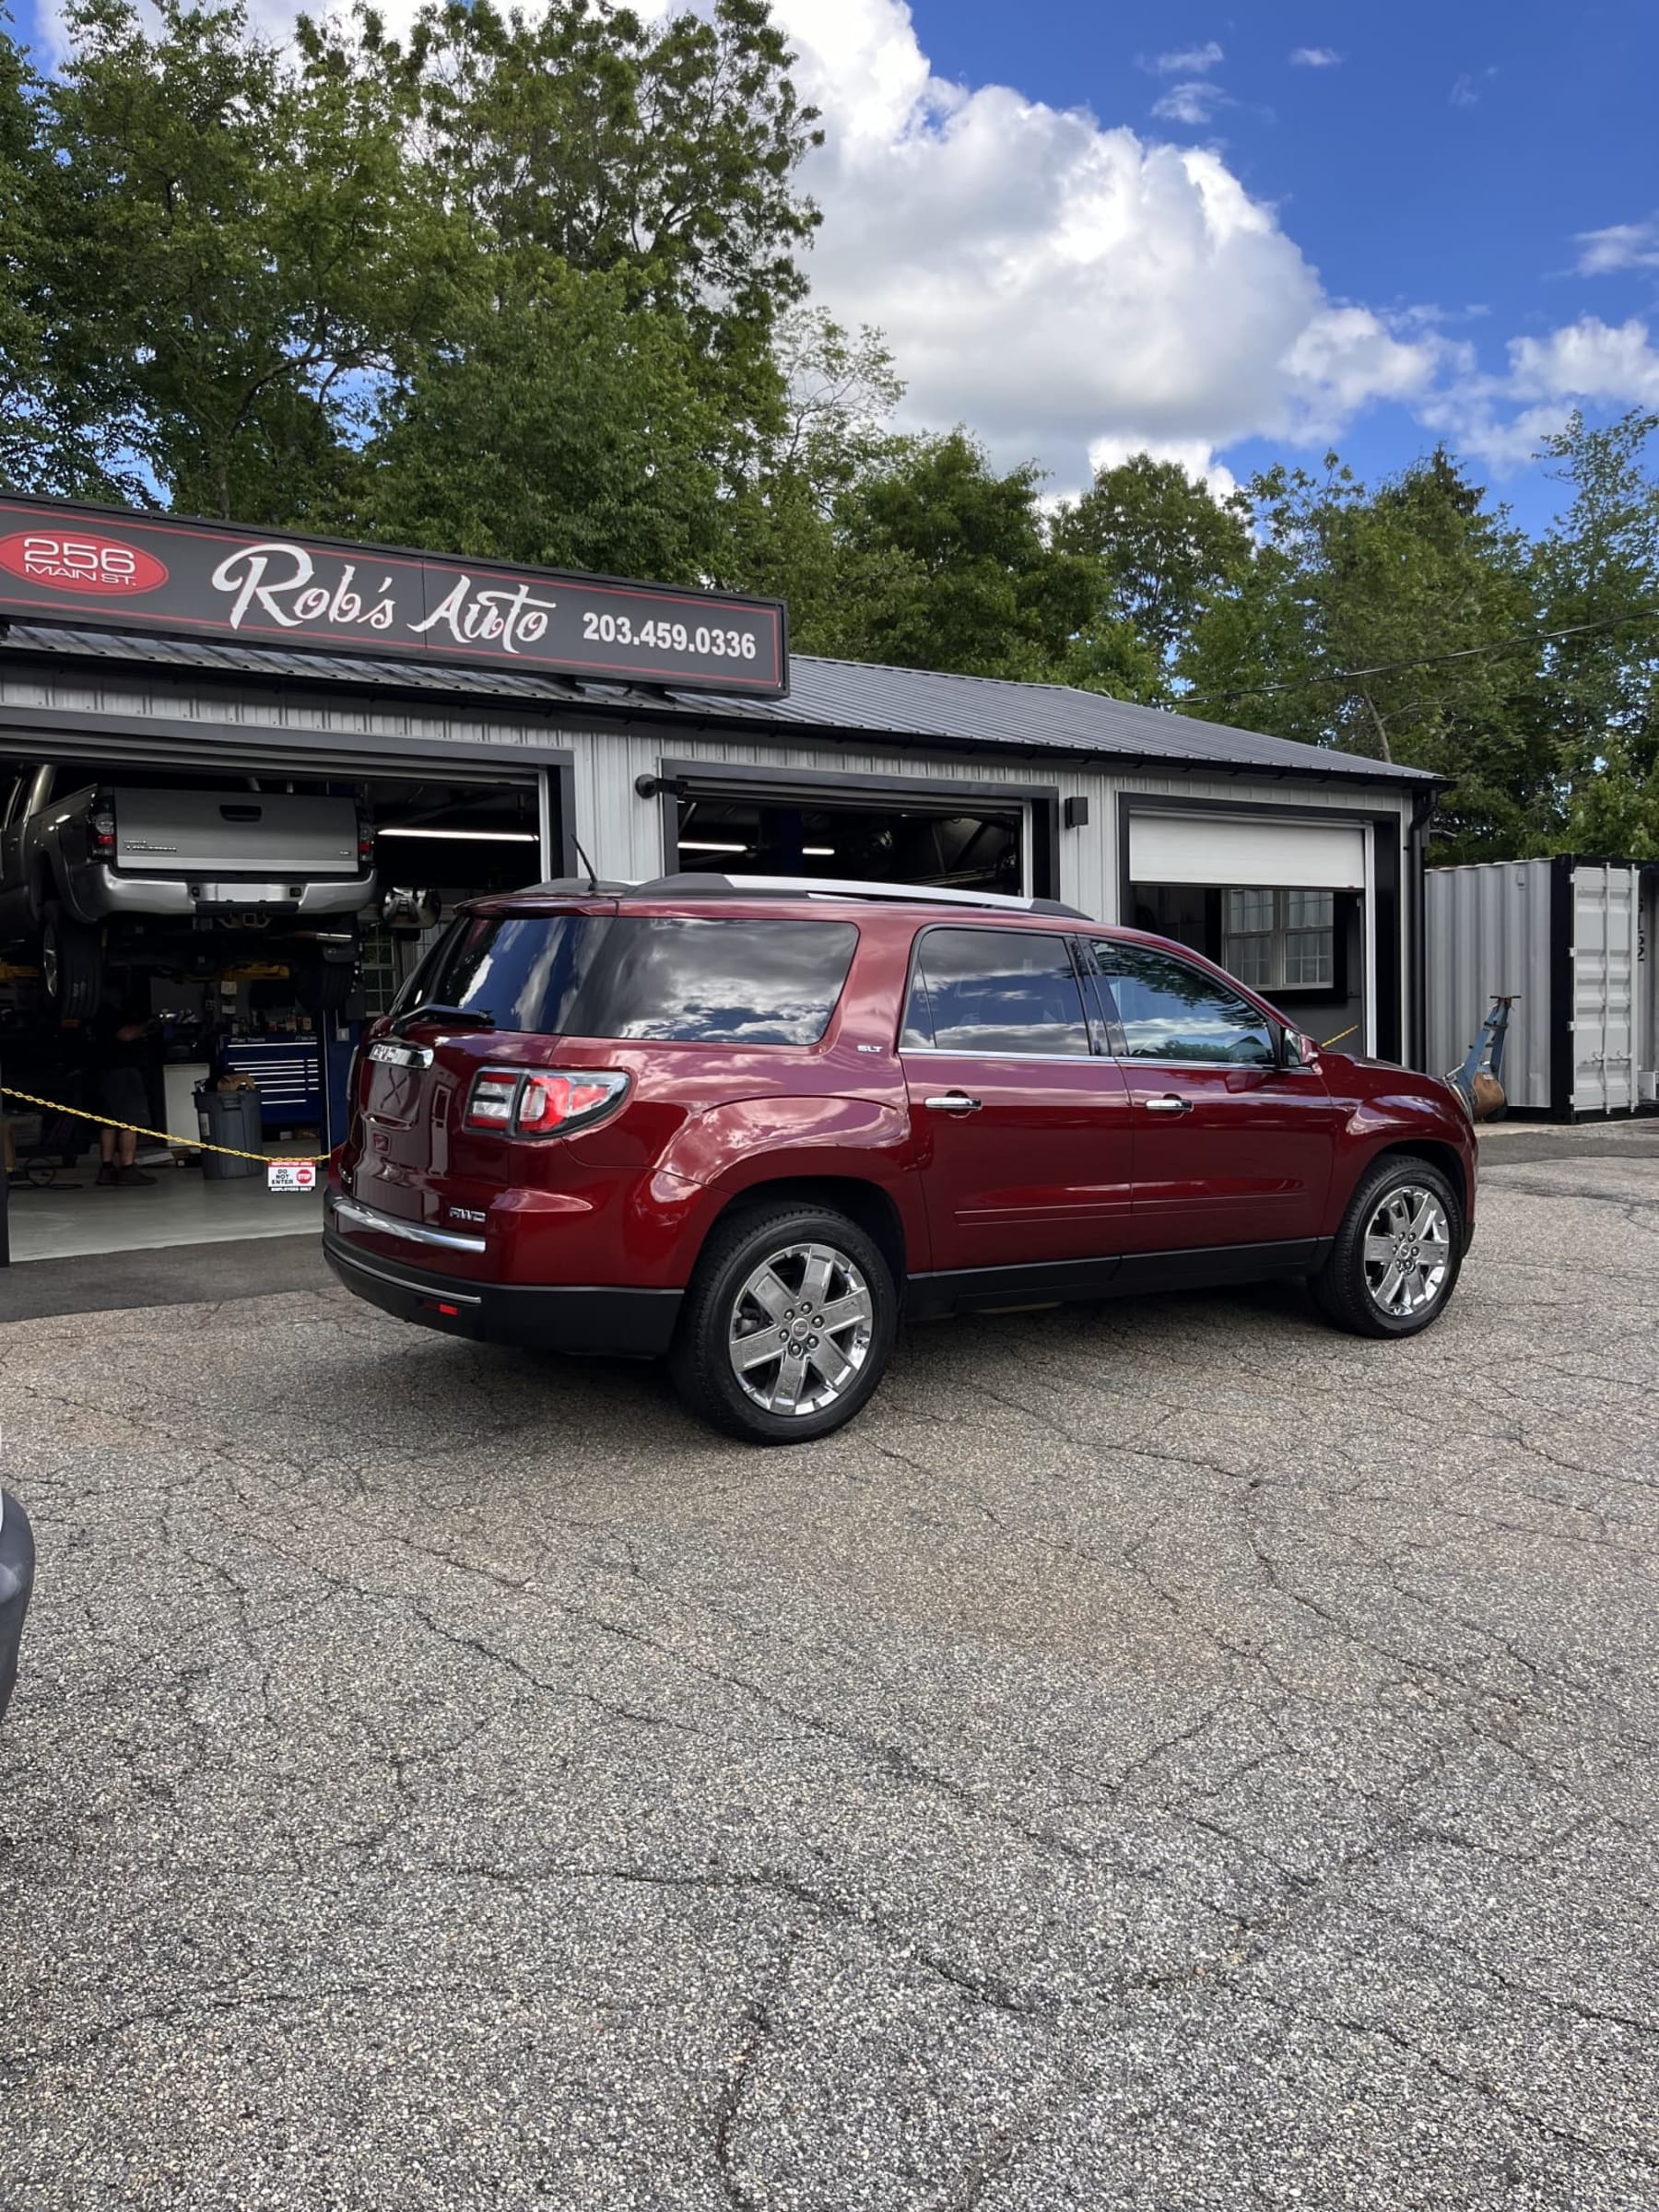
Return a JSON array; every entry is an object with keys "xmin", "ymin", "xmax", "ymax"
[{"xmin": 0, "ymin": 497, "xmax": 789, "ymax": 698}]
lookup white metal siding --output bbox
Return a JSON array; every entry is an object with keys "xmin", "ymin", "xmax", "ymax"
[{"xmin": 557, "ymin": 723, "xmax": 1408, "ymax": 919}]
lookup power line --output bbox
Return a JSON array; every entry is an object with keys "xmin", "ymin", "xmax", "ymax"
[{"xmin": 1176, "ymin": 606, "xmax": 1659, "ymax": 713}]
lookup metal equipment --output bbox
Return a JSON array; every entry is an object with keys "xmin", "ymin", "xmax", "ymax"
[{"xmin": 1447, "ymin": 995, "xmax": 1518, "ymax": 1121}]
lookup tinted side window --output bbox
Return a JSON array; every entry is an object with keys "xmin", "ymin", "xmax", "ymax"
[
  {"xmin": 1099, "ymin": 945, "xmax": 1276, "ymax": 1065},
  {"xmin": 416, "ymin": 915, "xmax": 858, "ymax": 1044},
  {"xmin": 902, "ymin": 927, "xmax": 1089, "ymax": 1056}
]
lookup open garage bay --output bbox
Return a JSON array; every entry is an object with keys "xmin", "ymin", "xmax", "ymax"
[{"xmin": 2, "ymin": 1137, "xmax": 1657, "ymax": 2210}]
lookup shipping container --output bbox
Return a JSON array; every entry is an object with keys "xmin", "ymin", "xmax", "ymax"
[{"xmin": 1427, "ymin": 857, "xmax": 1658, "ymax": 1119}]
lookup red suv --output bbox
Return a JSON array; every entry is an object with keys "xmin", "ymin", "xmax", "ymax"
[{"xmin": 324, "ymin": 877, "xmax": 1477, "ymax": 1442}]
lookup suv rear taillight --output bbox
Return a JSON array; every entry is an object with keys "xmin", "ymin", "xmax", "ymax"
[
  {"xmin": 464, "ymin": 1066, "xmax": 629, "ymax": 1138},
  {"xmin": 357, "ymin": 810, "xmax": 374, "ymax": 866},
  {"xmin": 465, "ymin": 1070, "xmax": 520, "ymax": 1127},
  {"xmin": 88, "ymin": 798, "xmax": 116, "ymax": 862}
]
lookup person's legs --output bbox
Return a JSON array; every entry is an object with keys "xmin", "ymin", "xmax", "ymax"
[{"xmin": 96, "ymin": 1071, "xmax": 154, "ymax": 1184}]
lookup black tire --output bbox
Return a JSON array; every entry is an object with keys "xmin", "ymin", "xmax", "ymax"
[
  {"xmin": 289, "ymin": 949, "xmax": 356, "ymax": 1014},
  {"xmin": 669, "ymin": 1204, "xmax": 898, "ymax": 1444},
  {"xmin": 1312, "ymin": 1155, "xmax": 1464, "ymax": 1339},
  {"xmin": 41, "ymin": 903, "xmax": 103, "ymax": 1018}
]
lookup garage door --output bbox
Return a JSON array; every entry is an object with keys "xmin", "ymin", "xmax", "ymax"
[{"xmin": 1130, "ymin": 814, "xmax": 1368, "ymax": 891}]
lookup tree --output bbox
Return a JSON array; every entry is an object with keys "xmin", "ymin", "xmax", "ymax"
[
  {"xmin": 30, "ymin": 0, "xmax": 453, "ymax": 521},
  {"xmin": 1534, "ymin": 410, "xmax": 1659, "ymax": 855},
  {"xmin": 359, "ymin": 256, "xmax": 727, "ymax": 585},
  {"xmin": 0, "ymin": 18, "xmax": 47, "ymax": 488},
  {"xmin": 814, "ymin": 430, "xmax": 1098, "ymax": 678},
  {"xmin": 1053, "ymin": 452, "xmax": 1252, "ymax": 700},
  {"xmin": 724, "ymin": 308, "xmax": 903, "ymax": 629},
  {"xmin": 364, "ymin": 0, "xmax": 820, "ymax": 459},
  {"xmin": 1180, "ymin": 450, "xmax": 1547, "ymax": 858}
]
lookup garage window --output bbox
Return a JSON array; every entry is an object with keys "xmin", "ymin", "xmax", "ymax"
[{"xmin": 1221, "ymin": 888, "xmax": 1336, "ymax": 991}]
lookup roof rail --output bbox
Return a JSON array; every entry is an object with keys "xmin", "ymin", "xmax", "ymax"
[{"xmin": 636, "ymin": 871, "xmax": 1090, "ymax": 920}]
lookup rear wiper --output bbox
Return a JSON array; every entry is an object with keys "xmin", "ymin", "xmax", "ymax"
[{"xmin": 391, "ymin": 1002, "xmax": 495, "ymax": 1036}]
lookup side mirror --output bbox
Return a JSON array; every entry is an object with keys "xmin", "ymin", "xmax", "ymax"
[{"xmin": 1281, "ymin": 1029, "xmax": 1321, "ymax": 1071}]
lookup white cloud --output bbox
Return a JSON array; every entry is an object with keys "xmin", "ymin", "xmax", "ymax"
[
  {"xmin": 1150, "ymin": 79, "xmax": 1231, "ymax": 126},
  {"xmin": 1450, "ymin": 67, "xmax": 1497, "ymax": 109},
  {"xmin": 1575, "ymin": 217, "xmax": 1659, "ymax": 276},
  {"xmin": 1508, "ymin": 316, "xmax": 1659, "ymax": 404},
  {"xmin": 1144, "ymin": 41, "xmax": 1225, "ymax": 76},
  {"xmin": 775, "ymin": 0, "xmax": 1441, "ymax": 481},
  {"xmin": 1084, "ymin": 436, "xmax": 1240, "ymax": 504},
  {"xmin": 32, "ymin": 0, "xmax": 1469, "ymax": 492},
  {"xmin": 1288, "ymin": 47, "xmax": 1342, "ymax": 68},
  {"xmin": 1424, "ymin": 316, "xmax": 1659, "ymax": 467}
]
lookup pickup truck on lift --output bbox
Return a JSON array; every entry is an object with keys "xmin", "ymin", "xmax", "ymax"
[{"xmin": 0, "ymin": 764, "xmax": 377, "ymax": 1015}]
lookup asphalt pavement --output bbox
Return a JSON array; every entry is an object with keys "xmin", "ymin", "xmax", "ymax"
[{"xmin": 1, "ymin": 1147, "xmax": 1656, "ymax": 2209}]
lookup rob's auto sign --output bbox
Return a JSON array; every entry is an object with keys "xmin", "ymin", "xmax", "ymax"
[{"xmin": 0, "ymin": 497, "xmax": 788, "ymax": 697}]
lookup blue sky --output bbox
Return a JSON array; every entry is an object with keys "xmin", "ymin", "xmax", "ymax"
[
  {"xmin": 16, "ymin": 0, "xmax": 1659, "ymax": 532},
  {"xmin": 900, "ymin": 0, "xmax": 1659, "ymax": 525}
]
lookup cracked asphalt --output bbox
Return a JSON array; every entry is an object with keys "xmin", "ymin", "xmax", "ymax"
[{"xmin": 1, "ymin": 1144, "xmax": 1656, "ymax": 2210}]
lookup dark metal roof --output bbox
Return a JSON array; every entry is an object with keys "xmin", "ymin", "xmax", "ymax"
[{"xmin": 0, "ymin": 620, "xmax": 1433, "ymax": 784}]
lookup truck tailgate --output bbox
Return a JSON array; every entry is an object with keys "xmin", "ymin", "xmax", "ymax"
[{"xmin": 113, "ymin": 788, "xmax": 360, "ymax": 877}]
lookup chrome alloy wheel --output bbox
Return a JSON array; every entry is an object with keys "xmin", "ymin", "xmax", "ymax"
[
  {"xmin": 727, "ymin": 1241, "xmax": 874, "ymax": 1418},
  {"xmin": 1362, "ymin": 1185, "xmax": 1453, "ymax": 1318}
]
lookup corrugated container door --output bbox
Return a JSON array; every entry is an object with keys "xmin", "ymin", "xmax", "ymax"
[
  {"xmin": 1641, "ymin": 874, "xmax": 1658, "ymax": 1106},
  {"xmin": 1571, "ymin": 865, "xmax": 1640, "ymax": 1113}
]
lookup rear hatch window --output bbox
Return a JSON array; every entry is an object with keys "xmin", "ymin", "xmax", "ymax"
[{"xmin": 406, "ymin": 914, "xmax": 859, "ymax": 1045}]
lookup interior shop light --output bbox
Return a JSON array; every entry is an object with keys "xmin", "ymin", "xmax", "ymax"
[{"xmin": 378, "ymin": 826, "xmax": 538, "ymax": 842}]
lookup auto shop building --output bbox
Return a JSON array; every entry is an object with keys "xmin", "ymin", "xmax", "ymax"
[{"xmin": 0, "ymin": 494, "xmax": 1437, "ymax": 1268}]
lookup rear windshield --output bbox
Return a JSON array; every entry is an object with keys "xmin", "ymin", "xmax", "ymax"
[{"xmin": 406, "ymin": 913, "xmax": 859, "ymax": 1045}]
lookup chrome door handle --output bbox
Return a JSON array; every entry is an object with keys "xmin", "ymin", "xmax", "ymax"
[
  {"xmin": 1144, "ymin": 1094, "xmax": 1193, "ymax": 1114},
  {"xmin": 924, "ymin": 1093, "xmax": 982, "ymax": 1114}
]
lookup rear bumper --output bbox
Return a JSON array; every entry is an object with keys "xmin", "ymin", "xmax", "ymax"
[
  {"xmin": 65, "ymin": 865, "xmax": 373, "ymax": 924},
  {"xmin": 0, "ymin": 1491, "xmax": 35, "ymax": 1729},
  {"xmin": 323, "ymin": 1229, "xmax": 682, "ymax": 1359}
]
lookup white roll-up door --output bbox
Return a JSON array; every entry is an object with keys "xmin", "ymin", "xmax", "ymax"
[{"xmin": 1130, "ymin": 813, "xmax": 1368, "ymax": 890}]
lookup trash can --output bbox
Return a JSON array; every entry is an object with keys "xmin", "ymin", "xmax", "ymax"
[{"xmin": 194, "ymin": 1085, "xmax": 264, "ymax": 1181}]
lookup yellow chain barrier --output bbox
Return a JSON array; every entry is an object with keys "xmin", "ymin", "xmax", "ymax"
[
  {"xmin": 1, "ymin": 1084, "xmax": 331, "ymax": 1166},
  {"xmin": 10, "ymin": 1031, "xmax": 1367, "ymax": 1171}
]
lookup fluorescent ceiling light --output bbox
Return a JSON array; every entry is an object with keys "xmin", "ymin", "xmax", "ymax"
[
  {"xmin": 379, "ymin": 826, "xmax": 537, "ymax": 842},
  {"xmin": 680, "ymin": 840, "xmax": 838, "ymax": 856}
]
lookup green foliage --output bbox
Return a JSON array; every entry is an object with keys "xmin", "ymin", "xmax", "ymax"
[
  {"xmin": 813, "ymin": 430, "xmax": 1096, "ymax": 678},
  {"xmin": 1179, "ymin": 450, "xmax": 1549, "ymax": 858},
  {"xmin": 27, "ymin": 0, "xmax": 452, "ymax": 519},
  {"xmin": 359, "ymin": 256, "xmax": 727, "ymax": 585},
  {"xmin": 358, "ymin": 0, "xmax": 820, "ymax": 466},
  {"xmin": 1534, "ymin": 412, "xmax": 1659, "ymax": 855},
  {"xmin": 1054, "ymin": 452, "xmax": 1252, "ymax": 698}
]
